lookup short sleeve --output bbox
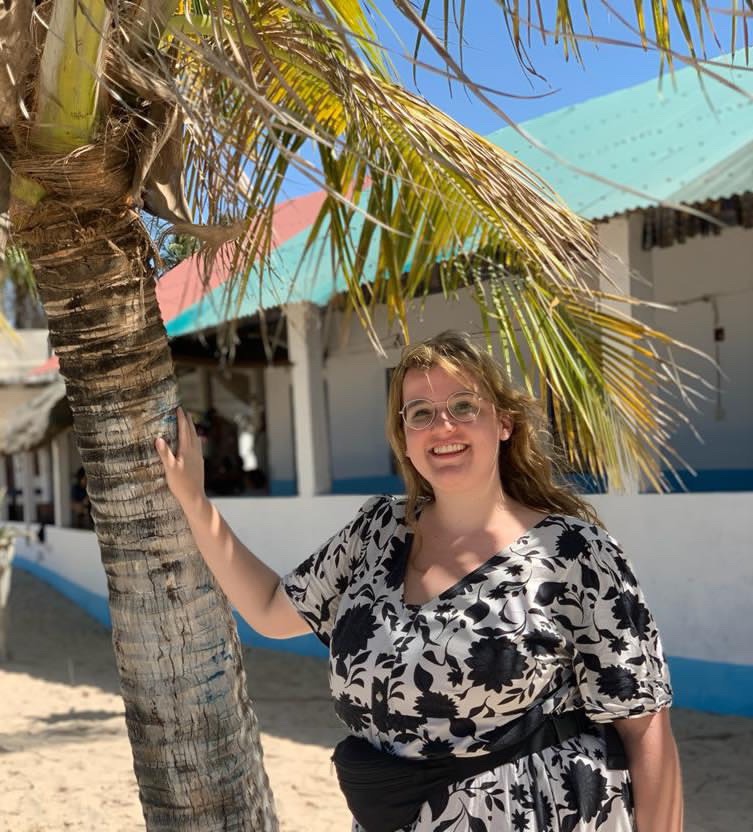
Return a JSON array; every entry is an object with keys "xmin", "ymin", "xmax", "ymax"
[
  {"xmin": 281, "ymin": 496, "xmax": 385, "ymax": 646},
  {"xmin": 561, "ymin": 528, "xmax": 673, "ymax": 723}
]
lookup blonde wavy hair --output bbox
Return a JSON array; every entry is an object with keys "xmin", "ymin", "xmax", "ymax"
[{"xmin": 386, "ymin": 330, "xmax": 600, "ymax": 527}]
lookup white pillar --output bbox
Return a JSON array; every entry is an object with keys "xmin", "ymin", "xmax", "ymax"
[
  {"xmin": 52, "ymin": 432, "xmax": 71, "ymax": 527},
  {"xmin": 597, "ymin": 213, "xmax": 655, "ymax": 326},
  {"xmin": 21, "ymin": 450, "xmax": 34, "ymax": 526},
  {"xmin": 37, "ymin": 446, "xmax": 51, "ymax": 502},
  {"xmin": 597, "ymin": 213, "xmax": 655, "ymax": 495},
  {"xmin": 263, "ymin": 365, "xmax": 296, "ymax": 494},
  {"xmin": 286, "ymin": 302, "xmax": 332, "ymax": 496},
  {"xmin": 0, "ymin": 457, "xmax": 8, "ymax": 522}
]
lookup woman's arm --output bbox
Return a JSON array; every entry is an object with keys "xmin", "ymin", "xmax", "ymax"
[
  {"xmin": 156, "ymin": 407, "xmax": 309, "ymax": 640},
  {"xmin": 614, "ymin": 708, "xmax": 683, "ymax": 832}
]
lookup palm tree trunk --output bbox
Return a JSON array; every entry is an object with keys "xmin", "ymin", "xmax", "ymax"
[{"xmin": 25, "ymin": 202, "xmax": 278, "ymax": 831}]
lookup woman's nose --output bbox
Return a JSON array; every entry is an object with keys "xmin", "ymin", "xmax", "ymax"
[{"xmin": 434, "ymin": 407, "xmax": 457, "ymax": 428}]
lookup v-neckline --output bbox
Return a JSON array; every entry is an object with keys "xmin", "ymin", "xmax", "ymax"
[{"xmin": 397, "ymin": 505, "xmax": 551, "ymax": 611}]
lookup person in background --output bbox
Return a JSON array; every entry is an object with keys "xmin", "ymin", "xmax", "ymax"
[
  {"xmin": 156, "ymin": 330, "xmax": 683, "ymax": 832},
  {"xmin": 70, "ymin": 467, "xmax": 91, "ymax": 530}
]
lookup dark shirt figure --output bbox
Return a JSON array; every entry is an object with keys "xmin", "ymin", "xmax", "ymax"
[{"xmin": 71, "ymin": 467, "xmax": 91, "ymax": 529}]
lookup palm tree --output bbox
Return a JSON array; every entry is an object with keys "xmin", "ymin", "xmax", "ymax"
[{"xmin": 0, "ymin": 1, "xmax": 721, "ymax": 828}]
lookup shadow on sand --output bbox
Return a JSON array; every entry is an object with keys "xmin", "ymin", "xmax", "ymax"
[{"xmin": 3, "ymin": 569, "xmax": 342, "ymax": 749}]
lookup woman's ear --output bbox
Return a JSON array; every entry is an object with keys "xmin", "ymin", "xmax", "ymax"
[{"xmin": 498, "ymin": 413, "xmax": 513, "ymax": 442}]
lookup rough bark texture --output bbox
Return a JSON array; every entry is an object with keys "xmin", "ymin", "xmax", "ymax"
[
  {"xmin": 0, "ymin": 0, "xmax": 35, "ymax": 127},
  {"xmin": 20, "ymin": 186, "xmax": 278, "ymax": 830},
  {"xmin": 0, "ymin": 136, "xmax": 9, "ymax": 271}
]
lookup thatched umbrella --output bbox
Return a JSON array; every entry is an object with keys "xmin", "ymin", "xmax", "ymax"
[{"xmin": 0, "ymin": 378, "xmax": 69, "ymax": 455}]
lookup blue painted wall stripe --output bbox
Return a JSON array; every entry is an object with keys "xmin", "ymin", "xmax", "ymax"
[
  {"xmin": 330, "ymin": 475, "xmax": 404, "ymax": 495},
  {"xmin": 235, "ymin": 618, "xmax": 328, "ymax": 659},
  {"xmin": 666, "ymin": 468, "xmax": 753, "ymax": 493},
  {"xmin": 667, "ymin": 656, "xmax": 753, "ymax": 717},
  {"xmin": 12, "ymin": 559, "xmax": 752, "ymax": 716},
  {"xmin": 268, "ymin": 479, "xmax": 297, "ymax": 496}
]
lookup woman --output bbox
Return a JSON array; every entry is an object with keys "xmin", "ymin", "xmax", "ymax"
[{"xmin": 156, "ymin": 330, "xmax": 683, "ymax": 831}]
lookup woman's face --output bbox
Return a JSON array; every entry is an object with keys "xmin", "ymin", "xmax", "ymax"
[{"xmin": 401, "ymin": 365, "xmax": 511, "ymax": 497}]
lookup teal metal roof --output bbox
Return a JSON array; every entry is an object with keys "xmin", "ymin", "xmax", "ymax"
[
  {"xmin": 167, "ymin": 53, "xmax": 753, "ymax": 338},
  {"xmin": 167, "ymin": 209, "xmax": 377, "ymax": 338},
  {"xmin": 488, "ymin": 53, "xmax": 753, "ymax": 219}
]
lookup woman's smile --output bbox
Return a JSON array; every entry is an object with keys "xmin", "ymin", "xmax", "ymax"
[{"xmin": 430, "ymin": 442, "xmax": 469, "ymax": 457}]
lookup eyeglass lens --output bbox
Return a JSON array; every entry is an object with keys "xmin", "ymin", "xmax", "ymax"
[{"xmin": 403, "ymin": 391, "xmax": 481, "ymax": 430}]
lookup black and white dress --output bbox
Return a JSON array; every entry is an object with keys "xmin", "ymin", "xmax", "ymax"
[{"xmin": 282, "ymin": 496, "xmax": 672, "ymax": 832}]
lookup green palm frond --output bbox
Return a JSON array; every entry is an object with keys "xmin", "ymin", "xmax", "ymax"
[
  {"xmin": 475, "ymin": 264, "xmax": 716, "ymax": 492},
  {"xmin": 401, "ymin": 1, "xmax": 728, "ymax": 77}
]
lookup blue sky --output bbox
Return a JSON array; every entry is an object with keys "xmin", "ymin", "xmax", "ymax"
[{"xmin": 280, "ymin": 2, "xmax": 745, "ymax": 198}]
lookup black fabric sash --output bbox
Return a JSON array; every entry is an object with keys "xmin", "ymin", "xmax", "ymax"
[{"xmin": 332, "ymin": 710, "xmax": 626, "ymax": 832}]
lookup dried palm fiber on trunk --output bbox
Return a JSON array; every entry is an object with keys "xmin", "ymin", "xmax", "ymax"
[
  {"xmin": 13, "ymin": 120, "xmax": 132, "ymax": 209},
  {"xmin": 0, "ymin": 0, "xmax": 35, "ymax": 127},
  {"xmin": 9, "ymin": 126, "xmax": 137, "ymax": 267}
]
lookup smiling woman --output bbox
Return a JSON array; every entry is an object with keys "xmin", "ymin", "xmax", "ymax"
[
  {"xmin": 159, "ymin": 329, "xmax": 683, "ymax": 832},
  {"xmin": 282, "ymin": 331, "xmax": 683, "ymax": 831}
]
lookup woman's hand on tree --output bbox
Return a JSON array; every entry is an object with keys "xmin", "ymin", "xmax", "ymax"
[{"xmin": 155, "ymin": 407, "xmax": 206, "ymax": 509}]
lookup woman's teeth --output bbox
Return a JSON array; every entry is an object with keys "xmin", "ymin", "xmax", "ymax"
[{"xmin": 431, "ymin": 444, "xmax": 467, "ymax": 456}]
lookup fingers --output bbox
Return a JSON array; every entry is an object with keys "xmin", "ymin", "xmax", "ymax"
[
  {"xmin": 177, "ymin": 406, "xmax": 199, "ymax": 450},
  {"xmin": 155, "ymin": 435, "xmax": 174, "ymax": 464},
  {"xmin": 156, "ymin": 407, "xmax": 198, "ymax": 463}
]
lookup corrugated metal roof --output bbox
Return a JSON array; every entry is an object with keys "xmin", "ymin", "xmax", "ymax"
[
  {"xmin": 167, "ymin": 206, "xmax": 377, "ymax": 338},
  {"xmin": 166, "ymin": 53, "xmax": 753, "ymax": 337},
  {"xmin": 488, "ymin": 53, "xmax": 753, "ymax": 219}
]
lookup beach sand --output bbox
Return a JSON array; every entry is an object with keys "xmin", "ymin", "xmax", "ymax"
[{"xmin": 1, "ymin": 569, "xmax": 751, "ymax": 832}]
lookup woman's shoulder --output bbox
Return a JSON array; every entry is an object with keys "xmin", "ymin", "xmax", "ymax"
[
  {"xmin": 350, "ymin": 494, "xmax": 410, "ymax": 530},
  {"xmin": 537, "ymin": 513, "xmax": 622, "ymax": 559},
  {"xmin": 541, "ymin": 513, "xmax": 637, "ymax": 586}
]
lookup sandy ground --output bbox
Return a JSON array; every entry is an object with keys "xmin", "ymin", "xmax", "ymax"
[{"xmin": 1, "ymin": 570, "xmax": 751, "ymax": 832}]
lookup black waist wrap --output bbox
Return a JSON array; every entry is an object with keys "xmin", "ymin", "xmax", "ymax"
[{"xmin": 332, "ymin": 709, "xmax": 626, "ymax": 832}]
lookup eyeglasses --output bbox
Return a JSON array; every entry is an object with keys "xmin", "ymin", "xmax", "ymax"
[{"xmin": 400, "ymin": 391, "xmax": 484, "ymax": 431}]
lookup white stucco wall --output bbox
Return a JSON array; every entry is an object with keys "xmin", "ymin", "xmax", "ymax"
[
  {"xmin": 15, "ymin": 526, "xmax": 105, "ymax": 596},
  {"xmin": 264, "ymin": 365, "xmax": 296, "ymax": 483},
  {"xmin": 650, "ymin": 226, "xmax": 753, "ymax": 471},
  {"xmin": 589, "ymin": 492, "xmax": 753, "ymax": 665},
  {"xmin": 322, "ymin": 288, "xmax": 494, "ymax": 482},
  {"xmin": 13, "ymin": 491, "xmax": 752, "ymax": 669},
  {"xmin": 266, "ymin": 288, "xmax": 493, "ymax": 486},
  {"xmin": 325, "ymin": 354, "xmax": 392, "ymax": 480}
]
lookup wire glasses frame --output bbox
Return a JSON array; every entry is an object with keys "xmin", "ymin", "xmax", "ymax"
[{"xmin": 400, "ymin": 390, "xmax": 484, "ymax": 431}]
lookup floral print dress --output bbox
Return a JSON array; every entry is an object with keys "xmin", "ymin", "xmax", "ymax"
[{"xmin": 282, "ymin": 496, "xmax": 673, "ymax": 832}]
